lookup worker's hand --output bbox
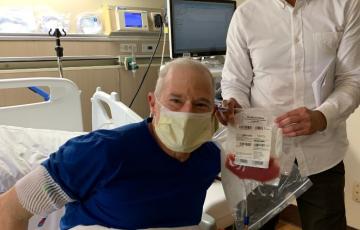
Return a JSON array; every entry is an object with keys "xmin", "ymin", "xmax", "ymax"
[
  {"xmin": 225, "ymin": 154, "xmax": 280, "ymax": 182},
  {"xmin": 215, "ymin": 98, "xmax": 241, "ymax": 126},
  {"xmin": 275, "ymin": 107, "xmax": 327, "ymax": 137}
]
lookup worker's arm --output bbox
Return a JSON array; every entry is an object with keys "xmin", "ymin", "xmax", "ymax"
[{"xmin": 0, "ymin": 187, "xmax": 32, "ymax": 230}]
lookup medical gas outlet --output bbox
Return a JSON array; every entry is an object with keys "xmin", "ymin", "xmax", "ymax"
[
  {"xmin": 124, "ymin": 56, "xmax": 139, "ymax": 71},
  {"xmin": 120, "ymin": 43, "xmax": 137, "ymax": 53}
]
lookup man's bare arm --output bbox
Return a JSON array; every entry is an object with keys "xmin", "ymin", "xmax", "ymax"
[
  {"xmin": 0, "ymin": 187, "xmax": 32, "ymax": 230},
  {"xmin": 0, "ymin": 165, "xmax": 73, "ymax": 230}
]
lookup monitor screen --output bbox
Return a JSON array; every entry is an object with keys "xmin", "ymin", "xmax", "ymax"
[
  {"xmin": 124, "ymin": 12, "xmax": 143, "ymax": 28},
  {"xmin": 168, "ymin": 0, "xmax": 236, "ymax": 58}
]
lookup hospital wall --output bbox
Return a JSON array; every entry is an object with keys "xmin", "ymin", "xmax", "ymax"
[
  {"xmin": 0, "ymin": 41, "xmax": 167, "ymax": 131},
  {"xmin": 236, "ymin": 0, "xmax": 246, "ymax": 5},
  {"xmin": 344, "ymin": 108, "xmax": 360, "ymax": 229}
]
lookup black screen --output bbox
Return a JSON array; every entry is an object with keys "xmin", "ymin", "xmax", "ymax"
[{"xmin": 169, "ymin": 0, "xmax": 236, "ymax": 58}]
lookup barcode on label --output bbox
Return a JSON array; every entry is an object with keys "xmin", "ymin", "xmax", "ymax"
[
  {"xmin": 240, "ymin": 125, "xmax": 252, "ymax": 130},
  {"xmin": 240, "ymin": 159, "xmax": 248, "ymax": 164},
  {"xmin": 253, "ymin": 160, "xmax": 264, "ymax": 166},
  {"xmin": 238, "ymin": 142, "xmax": 252, "ymax": 147}
]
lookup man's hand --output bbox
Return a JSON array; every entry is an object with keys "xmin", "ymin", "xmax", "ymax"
[
  {"xmin": 0, "ymin": 187, "xmax": 32, "ymax": 230},
  {"xmin": 225, "ymin": 154, "xmax": 280, "ymax": 182},
  {"xmin": 215, "ymin": 98, "xmax": 241, "ymax": 126},
  {"xmin": 275, "ymin": 107, "xmax": 327, "ymax": 137}
]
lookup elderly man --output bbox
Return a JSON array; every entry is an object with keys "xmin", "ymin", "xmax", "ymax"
[{"xmin": 0, "ymin": 58, "xmax": 221, "ymax": 230}]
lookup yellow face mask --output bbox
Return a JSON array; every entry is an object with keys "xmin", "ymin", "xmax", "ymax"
[{"xmin": 154, "ymin": 104, "xmax": 215, "ymax": 153}]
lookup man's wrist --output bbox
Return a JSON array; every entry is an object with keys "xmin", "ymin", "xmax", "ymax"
[
  {"xmin": 314, "ymin": 110, "xmax": 327, "ymax": 131},
  {"xmin": 228, "ymin": 98, "xmax": 241, "ymax": 108}
]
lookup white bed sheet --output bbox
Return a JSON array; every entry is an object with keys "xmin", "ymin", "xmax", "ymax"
[
  {"xmin": 0, "ymin": 125, "xmax": 85, "ymax": 230},
  {"xmin": 0, "ymin": 125, "xmax": 85, "ymax": 193}
]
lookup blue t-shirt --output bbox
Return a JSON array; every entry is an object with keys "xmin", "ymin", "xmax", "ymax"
[{"xmin": 42, "ymin": 118, "xmax": 220, "ymax": 230}]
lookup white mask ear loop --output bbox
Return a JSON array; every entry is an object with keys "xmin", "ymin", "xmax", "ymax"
[
  {"xmin": 153, "ymin": 96, "xmax": 169, "ymax": 118},
  {"xmin": 155, "ymin": 96, "xmax": 164, "ymax": 107},
  {"xmin": 150, "ymin": 95, "xmax": 162, "ymax": 118}
]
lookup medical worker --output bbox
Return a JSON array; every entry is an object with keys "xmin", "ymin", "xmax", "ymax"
[
  {"xmin": 217, "ymin": 0, "xmax": 360, "ymax": 229},
  {"xmin": 0, "ymin": 58, "xmax": 221, "ymax": 230}
]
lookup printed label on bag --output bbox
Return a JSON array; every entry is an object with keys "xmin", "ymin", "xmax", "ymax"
[{"xmin": 233, "ymin": 113, "xmax": 272, "ymax": 168}]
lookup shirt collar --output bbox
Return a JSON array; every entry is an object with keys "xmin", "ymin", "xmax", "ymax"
[{"xmin": 273, "ymin": 0, "xmax": 309, "ymax": 9}]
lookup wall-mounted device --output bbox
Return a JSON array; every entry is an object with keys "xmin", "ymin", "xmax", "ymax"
[
  {"xmin": 115, "ymin": 8, "xmax": 149, "ymax": 31},
  {"xmin": 102, "ymin": 5, "xmax": 164, "ymax": 35}
]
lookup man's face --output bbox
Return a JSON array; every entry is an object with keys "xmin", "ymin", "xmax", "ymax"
[{"xmin": 149, "ymin": 66, "xmax": 215, "ymax": 121}]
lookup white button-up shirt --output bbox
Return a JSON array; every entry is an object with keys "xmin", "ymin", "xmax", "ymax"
[{"xmin": 221, "ymin": 0, "xmax": 360, "ymax": 176}]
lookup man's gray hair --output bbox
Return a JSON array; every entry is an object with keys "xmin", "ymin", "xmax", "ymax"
[{"xmin": 154, "ymin": 57, "xmax": 215, "ymax": 96}]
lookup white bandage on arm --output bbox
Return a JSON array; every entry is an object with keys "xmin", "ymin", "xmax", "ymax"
[{"xmin": 15, "ymin": 165, "xmax": 73, "ymax": 217}]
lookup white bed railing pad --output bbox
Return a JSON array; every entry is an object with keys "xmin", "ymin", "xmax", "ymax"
[
  {"xmin": 91, "ymin": 87, "xmax": 142, "ymax": 131},
  {"xmin": 0, "ymin": 77, "xmax": 83, "ymax": 132}
]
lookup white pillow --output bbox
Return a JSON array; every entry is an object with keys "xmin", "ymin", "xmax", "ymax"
[{"xmin": 0, "ymin": 125, "xmax": 85, "ymax": 193}]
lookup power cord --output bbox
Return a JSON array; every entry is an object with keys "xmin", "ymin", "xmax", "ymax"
[
  {"xmin": 161, "ymin": 11, "xmax": 168, "ymax": 66},
  {"xmin": 129, "ymin": 15, "xmax": 163, "ymax": 109},
  {"xmin": 160, "ymin": 25, "xmax": 167, "ymax": 66}
]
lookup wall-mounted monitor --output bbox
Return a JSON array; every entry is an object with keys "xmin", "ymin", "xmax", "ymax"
[
  {"xmin": 116, "ymin": 9, "xmax": 149, "ymax": 31},
  {"xmin": 167, "ymin": 0, "xmax": 236, "ymax": 58}
]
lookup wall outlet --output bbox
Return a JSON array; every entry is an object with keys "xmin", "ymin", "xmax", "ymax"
[
  {"xmin": 353, "ymin": 182, "xmax": 360, "ymax": 203},
  {"xmin": 142, "ymin": 43, "xmax": 157, "ymax": 53},
  {"xmin": 120, "ymin": 43, "xmax": 137, "ymax": 53},
  {"xmin": 150, "ymin": 12, "xmax": 162, "ymax": 30}
]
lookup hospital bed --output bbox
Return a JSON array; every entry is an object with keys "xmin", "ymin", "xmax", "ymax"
[{"xmin": 0, "ymin": 78, "xmax": 233, "ymax": 230}]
